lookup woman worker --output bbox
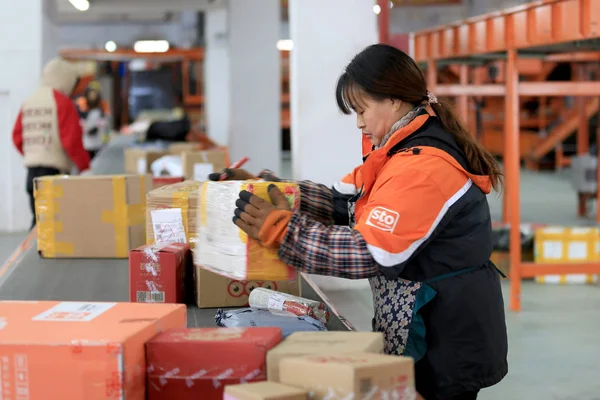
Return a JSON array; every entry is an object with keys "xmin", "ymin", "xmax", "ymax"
[{"xmin": 211, "ymin": 44, "xmax": 508, "ymax": 400}]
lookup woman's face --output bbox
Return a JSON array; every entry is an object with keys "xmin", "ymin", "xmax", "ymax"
[{"xmin": 352, "ymin": 92, "xmax": 405, "ymax": 147}]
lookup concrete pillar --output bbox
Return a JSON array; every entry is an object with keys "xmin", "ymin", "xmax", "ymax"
[
  {"xmin": 289, "ymin": 0, "xmax": 377, "ymax": 184},
  {"xmin": 228, "ymin": 0, "xmax": 281, "ymax": 174},
  {"xmin": 204, "ymin": 8, "xmax": 231, "ymax": 148},
  {"xmin": 0, "ymin": 0, "xmax": 57, "ymax": 232}
]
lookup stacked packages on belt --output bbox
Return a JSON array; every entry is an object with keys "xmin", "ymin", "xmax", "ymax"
[
  {"xmin": 195, "ymin": 181, "xmax": 300, "ymax": 281},
  {"xmin": 146, "ymin": 180, "xmax": 201, "ymax": 248},
  {"xmin": 248, "ymin": 288, "xmax": 330, "ymax": 324}
]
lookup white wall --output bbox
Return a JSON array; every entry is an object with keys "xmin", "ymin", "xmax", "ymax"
[
  {"xmin": 289, "ymin": 0, "xmax": 378, "ymax": 184},
  {"xmin": 42, "ymin": 0, "xmax": 61, "ymax": 66},
  {"xmin": 204, "ymin": 9, "xmax": 230, "ymax": 148},
  {"xmin": 228, "ymin": 0, "xmax": 281, "ymax": 174},
  {"xmin": 0, "ymin": 0, "xmax": 46, "ymax": 232}
]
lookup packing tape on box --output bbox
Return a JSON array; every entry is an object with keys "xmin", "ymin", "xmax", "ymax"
[
  {"xmin": 172, "ymin": 184, "xmax": 199, "ymax": 245},
  {"xmin": 101, "ymin": 176, "xmax": 146, "ymax": 258},
  {"xmin": 35, "ymin": 179, "xmax": 75, "ymax": 258}
]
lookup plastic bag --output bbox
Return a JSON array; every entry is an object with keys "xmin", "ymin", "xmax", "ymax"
[
  {"xmin": 215, "ymin": 308, "xmax": 327, "ymax": 338},
  {"xmin": 248, "ymin": 288, "xmax": 330, "ymax": 324}
]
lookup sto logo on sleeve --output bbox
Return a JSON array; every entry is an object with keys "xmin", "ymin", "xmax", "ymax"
[{"xmin": 366, "ymin": 207, "xmax": 400, "ymax": 232}]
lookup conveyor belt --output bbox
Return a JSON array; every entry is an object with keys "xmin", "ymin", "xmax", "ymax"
[{"xmin": 0, "ymin": 135, "xmax": 355, "ymax": 332}]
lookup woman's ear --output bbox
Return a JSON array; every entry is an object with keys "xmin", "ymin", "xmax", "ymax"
[{"xmin": 391, "ymin": 99, "xmax": 403, "ymax": 112}]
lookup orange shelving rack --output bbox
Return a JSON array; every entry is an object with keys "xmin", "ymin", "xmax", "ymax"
[{"xmin": 380, "ymin": 0, "xmax": 600, "ymax": 311}]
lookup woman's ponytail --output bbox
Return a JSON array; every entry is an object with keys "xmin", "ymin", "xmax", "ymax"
[{"xmin": 430, "ymin": 99, "xmax": 503, "ymax": 192}]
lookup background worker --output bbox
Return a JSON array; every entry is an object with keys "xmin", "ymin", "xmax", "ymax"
[
  {"xmin": 215, "ymin": 44, "xmax": 508, "ymax": 400},
  {"xmin": 12, "ymin": 57, "xmax": 91, "ymax": 229},
  {"xmin": 75, "ymin": 81, "xmax": 111, "ymax": 160}
]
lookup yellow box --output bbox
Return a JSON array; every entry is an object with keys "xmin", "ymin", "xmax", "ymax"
[{"xmin": 534, "ymin": 226, "xmax": 598, "ymax": 284}]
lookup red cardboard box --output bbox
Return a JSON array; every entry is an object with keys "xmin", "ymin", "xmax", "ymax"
[
  {"xmin": 146, "ymin": 327, "xmax": 282, "ymax": 400},
  {"xmin": 129, "ymin": 243, "xmax": 190, "ymax": 304}
]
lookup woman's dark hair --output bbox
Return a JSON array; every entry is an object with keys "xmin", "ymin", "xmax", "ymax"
[{"xmin": 336, "ymin": 44, "xmax": 503, "ymax": 191}]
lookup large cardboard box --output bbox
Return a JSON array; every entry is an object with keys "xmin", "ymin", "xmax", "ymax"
[
  {"xmin": 225, "ymin": 382, "xmax": 308, "ymax": 400},
  {"xmin": 129, "ymin": 243, "xmax": 191, "ymax": 304},
  {"xmin": 195, "ymin": 181, "xmax": 300, "ymax": 281},
  {"xmin": 35, "ymin": 175, "xmax": 152, "ymax": 258},
  {"xmin": 146, "ymin": 180, "xmax": 201, "ymax": 248},
  {"xmin": 279, "ymin": 353, "xmax": 415, "ymax": 400},
  {"xmin": 266, "ymin": 332, "xmax": 384, "ymax": 382},
  {"xmin": 124, "ymin": 148, "xmax": 169, "ymax": 174},
  {"xmin": 0, "ymin": 300, "xmax": 186, "ymax": 400},
  {"xmin": 194, "ymin": 266, "xmax": 300, "ymax": 309},
  {"xmin": 146, "ymin": 327, "xmax": 282, "ymax": 400}
]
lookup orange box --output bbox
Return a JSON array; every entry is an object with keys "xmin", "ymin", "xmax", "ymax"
[{"xmin": 0, "ymin": 301, "xmax": 186, "ymax": 400}]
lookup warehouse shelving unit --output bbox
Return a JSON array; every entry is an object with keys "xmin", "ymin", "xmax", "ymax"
[{"xmin": 380, "ymin": 0, "xmax": 600, "ymax": 311}]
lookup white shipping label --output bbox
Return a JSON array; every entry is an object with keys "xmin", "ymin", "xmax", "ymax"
[
  {"xmin": 151, "ymin": 208, "xmax": 187, "ymax": 244},
  {"xmin": 193, "ymin": 163, "xmax": 214, "ymax": 182},
  {"xmin": 137, "ymin": 158, "xmax": 147, "ymax": 174},
  {"xmin": 267, "ymin": 294, "xmax": 287, "ymax": 311},
  {"xmin": 32, "ymin": 302, "xmax": 116, "ymax": 322}
]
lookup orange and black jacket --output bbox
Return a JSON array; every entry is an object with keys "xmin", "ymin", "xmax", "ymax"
[{"xmin": 275, "ymin": 110, "xmax": 508, "ymax": 398}]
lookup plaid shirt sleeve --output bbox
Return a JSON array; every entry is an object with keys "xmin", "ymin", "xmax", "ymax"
[
  {"xmin": 297, "ymin": 181, "xmax": 335, "ymax": 225},
  {"xmin": 278, "ymin": 212, "xmax": 379, "ymax": 280}
]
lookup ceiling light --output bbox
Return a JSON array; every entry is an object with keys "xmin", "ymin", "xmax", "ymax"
[
  {"xmin": 373, "ymin": 4, "xmax": 381, "ymax": 14},
  {"xmin": 133, "ymin": 40, "xmax": 170, "ymax": 53},
  {"xmin": 277, "ymin": 40, "xmax": 293, "ymax": 51},
  {"xmin": 69, "ymin": 0, "xmax": 89, "ymax": 11},
  {"xmin": 105, "ymin": 41, "xmax": 117, "ymax": 53}
]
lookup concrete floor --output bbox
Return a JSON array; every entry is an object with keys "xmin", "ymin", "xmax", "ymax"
[{"xmin": 1, "ymin": 157, "xmax": 599, "ymax": 398}]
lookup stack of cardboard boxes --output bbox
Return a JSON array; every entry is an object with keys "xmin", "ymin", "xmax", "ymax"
[{"xmin": 0, "ymin": 305, "xmax": 416, "ymax": 399}]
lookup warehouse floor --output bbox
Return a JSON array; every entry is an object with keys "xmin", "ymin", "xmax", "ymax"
[{"xmin": 0, "ymin": 156, "xmax": 598, "ymax": 399}]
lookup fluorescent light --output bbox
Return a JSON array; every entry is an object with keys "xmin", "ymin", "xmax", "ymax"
[
  {"xmin": 390, "ymin": 1, "xmax": 394, "ymax": 7},
  {"xmin": 373, "ymin": 4, "xmax": 381, "ymax": 14},
  {"xmin": 105, "ymin": 41, "xmax": 117, "ymax": 53},
  {"xmin": 277, "ymin": 39, "xmax": 293, "ymax": 51},
  {"xmin": 133, "ymin": 40, "xmax": 170, "ymax": 53},
  {"xmin": 69, "ymin": 0, "xmax": 89, "ymax": 11}
]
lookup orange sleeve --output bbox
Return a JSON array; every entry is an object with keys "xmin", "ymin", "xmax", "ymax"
[{"xmin": 355, "ymin": 166, "xmax": 470, "ymax": 268}]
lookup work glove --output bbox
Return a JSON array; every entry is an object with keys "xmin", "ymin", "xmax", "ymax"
[{"xmin": 233, "ymin": 184, "xmax": 292, "ymax": 248}]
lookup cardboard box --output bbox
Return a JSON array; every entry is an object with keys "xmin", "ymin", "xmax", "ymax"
[
  {"xmin": 267, "ymin": 332, "xmax": 384, "ymax": 382},
  {"xmin": 181, "ymin": 150, "xmax": 228, "ymax": 181},
  {"xmin": 152, "ymin": 176, "xmax": 184, "ymax": 190},
  {"xmin": 0, "ymin": 300, "xmax": 186, "ymax": 400},
  {"xmin": 534, "ymin": 226, "xmax": 599, "ymax": 284},
  {"xmin": 225, "ymin": 382, "xmax": 307, "ymax": 400},
  {"xmin": 168, "ymin": 142, "xmax": 203, "ymax": 155},
  {"xmin": 35, "ymin": 175, "xmax": 152, "ymax": 258},
  {"xmin": 146, "ymin": 327, "xmax": 282, "ymax": 400},
  {"xmin": 195, "ymin": 266, "xmax": 300, "ymax": 308},
  {"xmin": 146, "ymin": 180, "xmax": 201, "ymax": 248},
  {"xmin": 129, "ymin": 243, "xmax": 191, "ymax": 304},
  {"xmin": 279, "ymin": 353, "xmax": 415, "ymax": 400},
  {"xmin": 196, "ymin": 181, "xmax": 300, "ymax": 281},
  {"xmin": 124, "ymin": 148, "xmax": 169, "ymax": 174}
]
